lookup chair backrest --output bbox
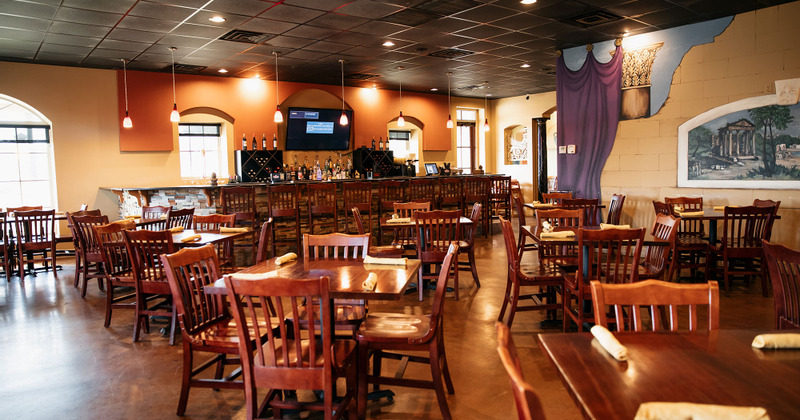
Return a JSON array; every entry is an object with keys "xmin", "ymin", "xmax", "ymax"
[
  {"xmin": 225, "ymin": 274, "xmax": 335, "ymax": 408},
  {"xmin": 193, "ymin": 213, "xmax": 235, "ymax": 231},
  {"xmin": 160, "ymin": 244, "xmax": 227, "ymax": 337},
  {"xmin": 414, "ymin": 210, "xmax": 461, "ymax": 263},
  {"xmin": 561, "ymin": 198, "xmax": 601, "ymax": 226},
  {"xmin": 352, "ymin": 207, "xmax": 367, "ymax": 235},
  {"xmin": 591, "ymin": 280, "xmax": 720, "ymax": 332},
  {"xmin": 535, "ymin": 208, "xmax": 583, "ymax": 267},
  {"xmin": 221, "ymin": 186, "xmax": 255, "ymax": 223},
  {"xmin": 393, "ymin": 201, "xmax": 431, "ymax": 217},
  {"xmin": 142, "ymin": 205, "xmax": 170, "ymax": 220},
  {"xmin": 13, "ymin": 209, "xmax": 56, "ymax": 247},
  {"xmin": 577, "ymin": 227, "xmax": 645, "ymax": 286},
  {"xmin": 379, "ymin": 180, "xmax": 406, "ymax": 210},
  {"xmin": 166, "ymin": 208, "xmax": 194, "ymax": 229},
  {"xmin": 94, "ymin": 220, "xmax": 137, "ymax": 277},
  {"xmin": 720, "ymin": 206, "xmax": 774, "ymax": 250},
  {"xmin": 307, "ymin": 182, "xmax": 337, "ymax": 214},
  {"xmin": 66, "ymin": 209, "xmax": 102, "ymax": 223},
  {"xmin": 641, "ymin": 214, "xmax": 679, "ymax": 279},
  {"xmin": 513, "ymin": 193, "xmax": 527, "ymax": 227},
  {"xmin": 409, "ymin": 178, "xmax": 436, "ymax": 206},
  {"xmin": 124, "ymin": 229, "xmax": 176, "ymax": 284},
  {"xmin": 462, "ymin": 203, "xmax": 482, "ymax": 247},
  {"xmin": 303, "ymin": 233, "xmax": 369, "ymax": 261},
  {"xmin": 464, "ymin": 177, "xmax": 490, "ymax": 200},
  {"xmin": 255, "ymin": 218, "xmax": 273, "ymax": 264},
  {"xmin": 495, "ymin": 322, "xmax": 546, "ymax": 420},
  {"xmin": 490, "ymin": 175, "xmax": 511, "ymax": 198},
  {"xmin": 500, "ymin": 216, "xmax": 520, "ymax": 276},
  {"xmin": 541, "ymin": 192, "xmax": 571, "ymax": 205},
  {"xmin": 7, "ymin": 205, "xmax": 43, "ymax": 214},
  {"xmin": 438, "ymin": 177, "xmax": 463, "ymax": 207},
  {"xmin": 268, "ymin": 184, "xmax": 300, "ymax": 217},
  {"xmin": 665, "ymin": 196, "xmax": 704, "ymax": 236},
  {"xmin": 606, "ymin": 194, "xmax": 626, "ymax": 225},
  {"xmin": 652, "ymin": 200, "xmax": 671, "ymax": 216},
  {"xmin": 344, "ymin": 181, "xmax": 372, "ymax": 233},
  {"xmin": 753, "ymin": 199, "xmax": 780, "ymax": 240},
  {"xmin": 71, "ymin": 214, "xmax": 110, "ymax": 255},
  {"xmin": 535, "ymin": 208, "xmax": 583, "ymax": 229},
  {"xmin": 763, "ymin": 240, "xmax": 800, "ymax": 330}
]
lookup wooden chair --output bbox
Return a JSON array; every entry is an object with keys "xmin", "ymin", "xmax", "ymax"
[
  {"xmin": 561, "ymin": 198, "xmax": 601, "ymax": 226},
  {"xmin": 665, "ymin": 197, "xmax": 708, "ymax": 281},
  {"xmin": 221, "ymin": 186, "xmax": 257, "ymax": 266},
  {"xmin": 66, "ymin": 209, "xmax": 102, "ymax": 288},
  {"xmin": 142, "ymin": 205, "xmax": 170, "ymax": 230},
  {"xmin": 753, "ymin": 199, "xmax": 780, "ymax": 240},
  {"xmin": 534, "ymin": 208, "xmax": 583, "ymax": 269},
  {"xmin": 94, "ymin": 220, "xmax": 138, "ymax": 329},
  {"xmin": 254, "ymin": 218, "xmax": 273, "ymax": 264},
  {"xmin": 763, "ymin": 240, "xmax": 800, "ymax": 329},
  {"xmin": 457, "ymin": 203, "xmax": 482, "ymax": 290},
  {"xmin": 308, "ymin": 182, "xmax": 338, "ymax": 234},
  {"xmin": 640, "ymin": 213, "xmax": 679, "ymax": 281},
  {"xmin": 13, "ymin": 209, "xmax": 56, "ymax": 279},
  {"xmin": 378, "ymin": 180, "xmax": 406, "ymax": 243},
  {"xmin": 352, "ymin": 207, "xmax": 403, "ymax": 258},
  {"xmin": 160, "ymin": 244, "xmax": 255, "ymax": 416},
  {"xmin": 0, "ymin": 212, "xmax": 12, "ymax": 281},
  {"xmin": 606, "ymin": 194, "xmax": 626, "ymax": 225},
  {"xmin": 69, "ymin": 214, "xmax": 109, "ymax": 297},
  {"xmin": 707, "ymin": 206, "xmax": 774, "ymax": 296},
  {"xmin": 343, "ymin": 181, "xmax": 372, "ymax": 234},
  {"xmin": 489, "ymin": 175, "xmax": 512, "ymax": 234},
  {"xmin": 356, "ymin": 243, "xmax": 458, "ymax": 420},
  {"xmin": 167, "ymin": 208, "xmax": 194, "ymax": 230},
  {"xmin": 392, "ymin": 201, "xmax": 430, "ymax": 249},
  {"xmin": 512, "ymin": 193, "xmax": 537, "ymax": 257},
  {"xmin": 591, "ymin": 280, "xmax": 720, "ymax": 332},
  {"xmin": 464, "ymin": 177, "xmax": 490, "ymax": 237},
  {"xmin": 267, "ymin": 184, "xmax": 302, "ymax": 255},
  {"xmin": 510, "ymin": 180, "xmax": 521, "ymax": 218},
  {"xmin": 124, "ymin": 229, "xmax": 178, "ymax": 344},
  {"xmin": 226, "ymin": 274, "xmax": 357, "ymax": 420},
  {"xmin": 415, "ymin": 210, "xmax": 461, "ymax": 301},
  {"xmin": 7, "ymin": 205, "xmax": 44, "ymax": 213},
  {"xmin": 652, "ymin": 200, "xmax": 671, "ymax": 216},
  {"xmin": 541, "ymin": 192, "xmax": 571, "ymax": 205},
  {"xmin": 408, "ymin": 178, "xmax": 437, "ymax": 210},
  {"xmin": 193, "ymin": 213, "xmax": 236, "ymax": 270},
  {"xmin": 495, "ymin": 322, "xmax": 546, "ymax": 420},
  {"xmin": 498, "ymin": 217, "xmax": 563, "ymax": 328},
  {"xmin": 438, "ymin": 177, "xmax": 464, "ymax": 210},
  {"xmin": 563, "ymin": 227, "xmax": 645, "ymax": 332}
]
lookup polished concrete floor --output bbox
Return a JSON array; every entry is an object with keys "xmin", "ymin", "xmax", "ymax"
[{"xmin": 0, "ymin": 226, "xmax": 775, "ymax": 420}]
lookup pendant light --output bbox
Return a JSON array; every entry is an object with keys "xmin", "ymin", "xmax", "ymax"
[
  {"xmin": 169, "ymin": 47, "xmax": 180, "ymax": 122},
  {"xmin": 483, "ymin": 94, "xmax": 490, "ymax": 132},
  {"xmin": 446, "ymin": 72, "xmax": 453, "ymax": 129},
  {"xmin": 339, "ymin": 59, "xmax": 348, "ymax": 126},
  {"xmin": 121, "ymin": 59, "xmax": 133, "ymax": 128},
  {"xmin": 273, "ymin": 51, "xmax": 283, "ymax": 123},
  {"xmin": 397, "ymin": 68, "xmax": 405, "ymax": 127}
]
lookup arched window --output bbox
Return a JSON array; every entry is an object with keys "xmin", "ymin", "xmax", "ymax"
[{"xmin": 0, "ymin": 95, "xmax": 55, "ymax": 208}]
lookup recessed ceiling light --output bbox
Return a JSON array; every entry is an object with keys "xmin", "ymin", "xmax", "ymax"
[
  {"xmin": 623, "ymin": 31, "xmax": 630, "ymax": 37},
  {"xmin": 382, "ymin": 41, "xmax": 395, "ymax": 47},
  {"xmin": 218, "ymin": 68, "xmax": 228, "ymax": 73},
  {"xmin": 431, "ymin": 88, "xmax": 438, "ymax": 91},
  {"xmin": 252, "ymin": 74, "xmax": 260, "ymax": 79},
  {"xmin": 520, "ymin": 0, "xmax": 537, "ymax": 4},
  {"xmin": 520, "ymin": 63, "xmax": 531, "ymax": 68},
  {"xmin": 209, "ymin": 16, "xmax": 226, "ymax": 23}
]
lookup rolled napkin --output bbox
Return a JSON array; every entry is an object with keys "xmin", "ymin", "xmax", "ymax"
[
  {"xmin": 219, "ymin": 227, "xmax": 249, "ymax": 233},
  {"xmin": 112, "ymin": 219, "xmax": 137, "ymax": 230},
  {"xmin": 169, "ymin": 226, "xmax": 184, "ymax": 233},
  {"xmin": 362, "ymin": 273, "xmax": 378, "ymax": 291},
  {"xmin": 590, "ymin": 325, "xmax": 628, "ymax": 361},
  {"xmin": 180, "ymin": 234, "xmax": 202, "ymax": 243},
  {"xmin": 677, "ymin": 210, "xmax": 704, "ymax": 217},
  {"xmin": 386, "ymin": 217, "xmax": 412, "ymax": 224},
  {"xmin": 364, "ymin": 255, "xmax": 407, "ymax": 265},
  {"xmin": 713, "ymin": 206, "xmax": 726, "ymax": 212},
  {"xmin": 634, "ymin": 402, "xmax": 770, "ymax": 420},
  {"xmin": 752, "ymin": 333, "xmax": 800, "ymax": 349},
  {"xmin": 540, "ymin": 230, "xmax": 575, "ymax": 238},
  {"xmin": 600, "ymin": 223, "xmax": 631, "ymax": 229},
  {"xmin": 275, "ymin": 252, "xmax": 297, "ymax": 265},
  {"xmin": 160, "ymin": 214, "xmax": 169, "ymax": 220},
  {"xmin": 124, "ymin": 215, "xmax": 140, "ymax": 219}
]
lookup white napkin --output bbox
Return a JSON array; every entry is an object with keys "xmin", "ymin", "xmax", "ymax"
[
  {"xmin": 169, "ymin": 226, "xmax": 184, "ymax": 233},
  {"xmin": 364, "ymin": 255, "xmax": 407, "ymax": 265},
  {"xmin": 600, "ymin": 223, "xmax": 631, "ymax": 229},
  {"xmin": 752, "ymin": 333, "xmax": 800, "ymax": 349},
  {"xmin": 386, "ymin": 217, "xmax": 412, "ymax": 224},
  {"xmin": 275, "ymin": 252, "xmax": 297, "ymax": 265},
  {"xmin": 219, "ymin": 227, "xmax": 249, "ymax": 233},
  {"xmin": 124, "ymin": 215, "xmax": 140, "ymax": 220},
  {"xmin": 677, "ymin": 210, "xmax": 704, "ymax": 217},
  {"xmin": 634, "ymin": 402, "xmax": 770, "ymax": 420},
  {"xmin": 540, "ymin": 231, "xmax": 575, "ymax": 238},
  {"xmin": 180, "ymin": 234, "xmax": 201, "ymax": 243},
  {"xmin": 362, "ymin": 273, "xmax": 378, "ymax": 291},
  {"xmin": 590, "ymin": 325, "xmax": 628, "ymax": 361}
]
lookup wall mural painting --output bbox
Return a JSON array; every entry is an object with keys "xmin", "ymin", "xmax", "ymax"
[
  {"xmin": 619, "ymin": 43, "xmax": 663, "ymax": 120},
  {"xmin": 505, "ymin": 125, "xmax": 529, "ymax": 165},
  {"xmin": 678, "ymin": 91, "xmax": 800, "ymax": 189}
]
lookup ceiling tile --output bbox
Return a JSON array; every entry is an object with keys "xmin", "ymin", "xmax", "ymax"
[
  {"xmin": 258, "ymin": 4, "xmax": 325, "ymax": 24},
  {"xmin": 97, "ymin": 39, "xmax": 152, "ymax": 53},
  {"xmin": 62, "ymin": 0, "xmax": 136, "ymax": 13},
  {"xmin": 117, "ymin": 15, "xmax": 181, "ymax": 33},
  {"xmin": 38, "ymin": 43, "xmax": 93, "ymax": 55},
  {"xmin": 350, "ymin": 20, "xmax": 408, "ymax": 36},
  {"xmin": 456, "ymin": 40, "xmax": 503, "ymax": 52},
  {"xmin": 128, "ymin": 2, "xmax": 194, "ymax": 21},
  {"xmin": 0, "ymin": 38, "xmax": 41, "ymax": 50},
  {"xmin": 170, "ymin": 23, "xmax": 231, "ymax": 38},
  {"xmin": 43, "ymin": 33, "xmax": 102, "ymax": 47},
  {"xmin": 183, "ymin": 11, "xmax": 251, "ymax": 28},
  {"xmin": 636, "ymin": 7, "xmax": 700, "ymax": 28},
  {"xmin": 282, "ymin": 0, "xmax": 352, "ymax": 12},
  {"xmin": 455, "ymin": 24, "xmax": 510, "ymax": 40},
  {"xmin": 106, "ymin": 28, "xmax": 163, "ymax": 43},
  {"xmin": 282, "ymin": 24, "xmax": 341, "ymax": 39},
  {"xmin": 0, "ymin": 14, "xmax": 51, "ymax": 32},
  {"xmin": 415, "ymin": 17, "xmax": 475, "ymax": 33},
  {"xmin": 305, "ymin": 40, "xmax": 352, "ymax": 54},
  {"xmin": 88, "ymin": 48, "xmax": 140, "ymax": 60},
  {"xmin": 606, "ymin": 0, "xmax": 676, "ymax": 18},
  {"xmin": 53, "ymin": 7, "xmax": 121, "ymax": 26},
  {"xmin": 487, "ymin": 30, "xmax": 536, "ymax": 45},
  {"xmin": 1, "ymin": 48, "xmax": 36, "ymax": 59},
  {"xmin": 235, "ymin": 18, "xmax": 299, "ymax": 35},
  {"xmin": 284, "ymin": 49, "xmax": 330, "ymax": 60},
  {"xmin": 48, "ymin": 21, "xmax": 112, "ymax": 37},
  {"xmin": 525, "ymin": 0, "xmax": 596, "ymax": 20},
  {"xmin": 323, "ymin": 31, "xmax": 376, "ymax": 46},
  {"xmin": 34, "ymin": 51, "xmax": 87, "ymax": 63},
  {"xmin": 453, "ymin": 4, "xmax": 518, "ymax": 23},
  {"xmin": 0, "ymin": 1, "xmax": 58, "ymax": 20},
  {"xmin": 306, "ymin": 13, "xmax": 369, "ymax": 31},
  {"xmin": 156, "ymin": 34, "xmax": 214, "ymax": 49},
  {"xmin": 491, "ymin": 12, "xmax": 548, "ymax": 30},
  {"xmin": 335, "ymin": 0, "xmax": 404, "ymax": 19},
  {"xmin": 204, "ymin": 0, "xmax": 274, "ymax": 16}
]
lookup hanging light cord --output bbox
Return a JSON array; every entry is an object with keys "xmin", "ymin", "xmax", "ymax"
[
  {"xmin": 399, "ymin": 79, "xmax": 402, "ymax": 109},
  {"xmin": 447, "ymin": 75, "xmax": 451, "ymax": 110},
  {"xmin": 340, "ymin": 60, "xmax": 345, "ymax": 109},
  {"xmin": 274, "ymin": 52, "xmax": 280, "ymax": 105},
  {"xmin": 170, "ymin": 48, "xmax": 176, "ymax": 104},
  {"xmin": 122, "ymin": 59, "xmax": 129, "ymax": 111}
]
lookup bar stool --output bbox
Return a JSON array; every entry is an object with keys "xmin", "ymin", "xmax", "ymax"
[
  {"xmin": 489, "ymin": 175, "xmax": 511, "ymax": 234},
  {"xmin": 409, "ymin": 178, "xmax": 436, "ymax": 208},
  {"xmin": 267, "ymin": 184, "xmax": 302, "ymax": 255},
  {"xmin": 438, "ymin": 177, "xmax": 464, "ymax": 210},
  {"xmin": 343, "ymin": 181, "xmax": 372, "ymax": 234},
  {"xmin": 221, "ymin": 186, "xmax": 257, "ymax": 266},
  {"xmin": 464, "ymin": 177, "xmax": 490, "ymax": 237},
  {"xmin": 378, "ymin": 180, "xmax": 406, "ymax": 244},
  {"xmin": 307, "ymin": 183, "xmax": 338, "ymax": 234}
]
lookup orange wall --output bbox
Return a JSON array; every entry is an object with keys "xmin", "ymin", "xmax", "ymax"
[{"xmin": 118, "ymin": 70, "xmax": 454, "ymax": 152}]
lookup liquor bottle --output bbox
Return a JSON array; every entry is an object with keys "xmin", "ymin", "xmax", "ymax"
[
  {"xmin": 242, "ymin": 134, "xmax": 247, "ymax": 150},
  {"xmin": 273, "ymin": 134, "xmax": 278, "ymax": 150},
  {"xmin": 251, "ymin": 134, "xmax": 257, "ymax": 151},
  {"xmin": 379, "ymin": 136, "xmax": 384, "ymax": 150},
  {"xmin": 371, "ymin": 137, "xmax": 376, "ymax": 150},
  {"xmin": 261, "ymin": 133, "xmax": 267, "ymax": 150}
]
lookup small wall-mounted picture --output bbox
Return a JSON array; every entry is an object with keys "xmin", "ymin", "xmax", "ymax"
[
  {"xmin": 558, "ymin": 145, "xmax": 567, "ymax": 154},
  {"xmin": 567, "ymin": 144, "xmax": 576, "ymax": 154}
]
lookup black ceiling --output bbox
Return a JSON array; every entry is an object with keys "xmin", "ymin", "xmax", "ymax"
[{"xmin": 0, "ymin": 0, "xmax": 793, "ymax": 98}]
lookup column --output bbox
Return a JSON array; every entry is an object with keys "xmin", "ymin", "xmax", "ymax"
[{"xmin": 533, "ymin": 117, "xmax": 549, "ymax": 202}]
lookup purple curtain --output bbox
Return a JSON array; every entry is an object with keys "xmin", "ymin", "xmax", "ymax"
[{"xmin": 556, "ymin": 45, "xmax": 623, "ymax": 200}]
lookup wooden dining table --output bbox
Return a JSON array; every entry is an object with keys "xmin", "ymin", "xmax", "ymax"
[
  {"xmin": 171, "ymin": 228, "xmax": 253, "ymax": 248},
  {"xmin": 538, "ymin": 330, "xmax": 800, "ymax": 420},
  {"xmin": 379, "ymin": 216, "xmax": 473, "ymax": 246},
  {"xmin": 675, "ymin": 207, "xmax": 781, "ymax": 244}
]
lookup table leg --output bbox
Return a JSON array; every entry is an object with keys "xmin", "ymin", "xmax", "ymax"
[{"xmin": 708, "ymin": 220, "xmax": 718, "ymax": 245}]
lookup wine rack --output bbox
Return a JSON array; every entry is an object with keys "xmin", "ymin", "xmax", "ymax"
[
  {"xmin": 235, "ymin": 150, "xmax": 283, "ymax": 183},
  {"xmin": 353, "ymin": 147, "xmax": 398, "ymax": 177}
]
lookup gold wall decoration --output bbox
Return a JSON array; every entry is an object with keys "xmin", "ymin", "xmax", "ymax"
[{"xmin": 616, "ymin": 42, "xmax": 664, "ymax": 120}]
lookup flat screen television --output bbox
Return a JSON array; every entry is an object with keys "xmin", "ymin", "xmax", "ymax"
[{"xmin": 285, "ymin": 107, "xmax": 353, "ymax": 151}]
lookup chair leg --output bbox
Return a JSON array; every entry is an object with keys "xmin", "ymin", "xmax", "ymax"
[
  {"xmin": 80, "ymin": 260, "xmax": 90, "ymax": 298},
  {"xmin": 177, "ymin": 342, "xmax": 193, "ymax": 416},
  {"xmin": 169, "ymin": 303, "xmax": 178, "ymax": 346},
  {"xmin": 418, "ymin": 265, "xmax": 425, "ymax": 302},
  {"xmin": 73, "ymin": 251, "xmax": 82, "ymax": 287},
  {"xmin": 357, "ymin": 343, "xmax": 369, "ymax": 418},
  {"xmin": 498, "ymin": 274, "xmax": 512, "ymax": 325},
  {"xmin": 468, "ymin": 248, "xmax": 479, "ymax": 288},
  {"xmin": 104, "ymin": 282, "xmax": 114, "ymax": 327},
  {"xmin": 428, "ymin": 341, "xmax": 452, "ymax": 420}
]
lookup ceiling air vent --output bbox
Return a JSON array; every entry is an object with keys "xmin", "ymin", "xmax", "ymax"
[
  {"xmin": 219, "ymin": 29, "xmax": 271, "ymax": 44},
  {"xmin": 564, "ymin": 10, "xmax": 622, "ymax": 28},
  {"xmin": 162, "ymin": 63, "xmax": 207, "ymax": 73},
  {"xmin": 458, "ymin": 84, "xmax": 488, "ymax": 91},
  {"xmin": 381, "ymin": 8, "xmax": 440, "ymax": 27},
  {"xmin": 347, "ymin": 73, "xmax": 380, "ymax": 80},
  {"xmin": 428, "ymin": 48, "xmax": 473, "ymax": 59}
]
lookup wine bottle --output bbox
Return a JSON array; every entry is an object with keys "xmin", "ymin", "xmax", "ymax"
[
  {"xmin": 371, "ymin": 137, "xmax": 376, "ymax": 150},
  {"xmin": 273, "ymin": 133, "xmax": 278, "ymax": 150},
  {"xmin": 242, "ymin": 134, "xmax": 247, "ymax": 150},
  {"xmin": 251, "ymin": 134, "xmax": 257, "ymax": 151},
  {"xmin": 379, "ymin": 136, "xmax": 383, "ymax": 150},
  {"xmin": 261, "ymin": 133, "xmax": 267, "ymax": 150}
]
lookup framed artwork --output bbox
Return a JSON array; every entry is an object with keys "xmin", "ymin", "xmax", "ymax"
[{"xmin": 678, "ymin": 94, "xmax": 800, "ymax": 189}]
